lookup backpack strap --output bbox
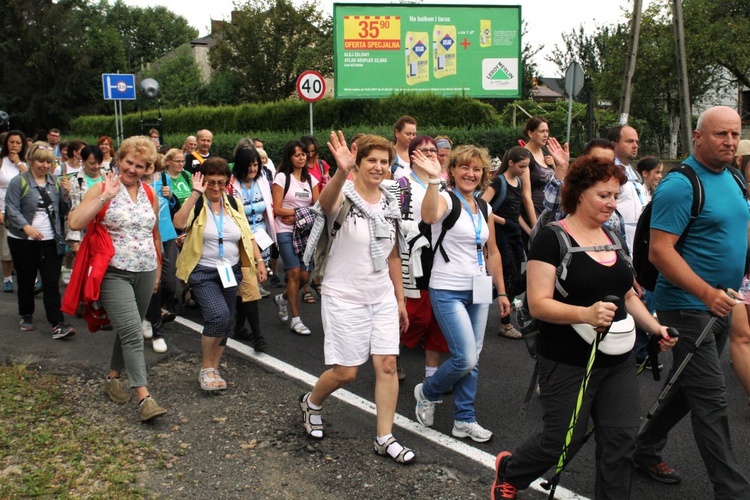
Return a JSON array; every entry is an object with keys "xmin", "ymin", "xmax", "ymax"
[
  {"xmin": 433, "ymin": 191, "xmax": 464, "ymax": 263},
  {"xmin": 181, "ymin": 170, "xmax": 191, "ymax": 185},
  {"xmin": 726, "ymin": 165, "xmax": 748, "ymax": 199},
  {"xmin": 395, "ymin": 176, "xmax": 411, "ymax": 219},
  {"xmin": 490, "ymin": 175, "xmax": 508, "ymax": 213},
  {"xmin": 326, "ymin": 198, "xmax": 352, "ymax": 250},
  {"xmin": 282, "ymin": 172, "xmax": 292, "ymax": 198},
  {"xmin": 476, "ymin": 196, "xmax": 489, "ymax": 222}
]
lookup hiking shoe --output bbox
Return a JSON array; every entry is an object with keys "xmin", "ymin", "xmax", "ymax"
[
  {"xmin": 51, "ymin": 323, "xmax": 76, "ymax": 340},
  {"xmin": 139, "ymin": 396, "xmax": 167, "ymax": 422},
  {"xmin": 414, "ymin": 383, "xmax": 440, "ymax": 427},
  {"xmin": 491, "ymin": 451, "xmax": 517, "ymax": 500},
  {"xmin": 273, "ymin": 294, "xmax": 288, "ymax": 322},
  {"xmin": 635, "ymin": 459, "xmax": 681, "ymax": 484},
  {"xmin": 499, "ymin": 324, "xmax": 522, "ymax": 339},
  {"xmin": 452, "ymin": 420, "xmax": 493, "ymax": 443},
  {"xmin": 4, "ymin": 281, "xmax": 13, "ymax": 293},
  {"xmin": 104, "ymin": 377, "xmax": 131, "ymax": 404},
  {"xmin": 141, "ymin": 319, "xmax": 153, "ymax": 339},
  {"xmin": 19, "ymin": 315, "xmax": 34, "ymax": 331},
  {"xmin": 152, "ymin": 336, "xmax": 167, "ymax": 354},
  {"xmin": 258, "ymin": 285, "xmax": 271, "ymax": 298}
]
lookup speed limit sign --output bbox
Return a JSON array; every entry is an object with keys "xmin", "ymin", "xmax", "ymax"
[{"xmin": 296, "ymin": 70, "xmax": 326, "ymax": 103}]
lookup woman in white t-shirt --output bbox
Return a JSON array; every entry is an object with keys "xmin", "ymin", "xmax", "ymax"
[
  {"xmin": 413, "ymin": 145, "xmax": 511, "ymax": 444},
  {"xmin": 0, "ymin": 130, "xmax": 28, "ymax": 292},
  {"xmin": 272, "ymin": 140, "xmax": 319, "ymax": 335},
  {"xmin": 299, "ymin": 132, "xmax": 414, "ymax": 464}
]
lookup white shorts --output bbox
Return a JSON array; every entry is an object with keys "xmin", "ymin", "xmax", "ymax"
[{"xmin": 321, "ymin": 294, "xmax": 400, "ymax": 367}]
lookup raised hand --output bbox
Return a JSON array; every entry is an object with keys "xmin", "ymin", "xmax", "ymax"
[
  {"xmin": 101, "ymin": 172, "xmax": 120, "ymax": 201},
  {"xmin": 412, "ymin": 149, "xmax": 442, "ymax": 179},
  {"xmin": 327, "ymin": 130, "xmax": 356, "ymax": 174},
  {"xmin": 192, "ymin": 171, "xmax": 206, "ymax": 193},
  {"xmin": 547, "ymin": 137, "xmax": 570, "ymax": 168}
]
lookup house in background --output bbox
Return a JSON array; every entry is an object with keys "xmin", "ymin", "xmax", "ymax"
[{"xmin": 529, "ymin": 76, "xmax": 563, "ymax": 102}]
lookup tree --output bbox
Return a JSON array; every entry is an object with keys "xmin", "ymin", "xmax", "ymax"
[
  {"xmin": 211, "ymin": 0, "xmax": 332, "ymax": 102},
  {"xmin": 683, "ymin": 0, "xmax": 750, "ymax": 89}
]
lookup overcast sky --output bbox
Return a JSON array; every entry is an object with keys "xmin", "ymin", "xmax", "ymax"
[{"xmin": 123, "ymin": 0, "xmax": 651, "ymax": 76}]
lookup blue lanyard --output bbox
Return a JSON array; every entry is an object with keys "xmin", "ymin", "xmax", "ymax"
[
  {"xmin": 209, "ymin": 200, "xmax": 224, "ymax": 259},
  {"xmin": 410, "ymin": 172, "xmax": 427, "ymax": 189},
  {"xmin": 631, "ymin": 180, "xmax": 644, "ymax": 206},
  {"xmin": 453, "ymin": 190, "xmax": 484, "ymax": 268}
]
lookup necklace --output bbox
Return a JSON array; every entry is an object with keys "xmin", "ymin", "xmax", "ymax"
[{"xmin": 566, "ymin": 217, "xmax": 605, "ymax": 247}]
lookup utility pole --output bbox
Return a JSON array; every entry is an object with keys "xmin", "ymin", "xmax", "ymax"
[
  {"xmin": 618, "ymin": 0, "xmax": 643, "ymax": 125},
  {"xmin": 673, "ymin": 0, "xmax": 693, "ymax": 154}
]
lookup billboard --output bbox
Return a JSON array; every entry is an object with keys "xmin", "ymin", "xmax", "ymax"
[{"xmin": 333, "ymin": 3, "xmax": 522, "ymax": 99}]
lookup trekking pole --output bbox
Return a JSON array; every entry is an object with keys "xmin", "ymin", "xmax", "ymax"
[{"xmin": 545, "ymin": 295, "xmax": 619, "ymax": 500}]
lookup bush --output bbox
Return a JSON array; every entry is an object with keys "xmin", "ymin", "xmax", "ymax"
[{"xmin": 70, "ymin": 94, "xmax": 501, "ymax": 137}]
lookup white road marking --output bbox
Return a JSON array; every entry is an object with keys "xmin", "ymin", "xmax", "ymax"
[{"xmin": 176, "ymin": 316, "xmax": 590, "ymax": 500}]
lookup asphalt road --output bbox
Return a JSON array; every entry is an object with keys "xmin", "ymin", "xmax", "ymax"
[{"xmin": 3, "ymin": 280, "xmax": 749, "ymax": 498}]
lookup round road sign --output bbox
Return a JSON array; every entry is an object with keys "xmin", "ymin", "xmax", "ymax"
[{"xmin": 296, "ymin": 70, "xmax": 326, "ymax": 103}]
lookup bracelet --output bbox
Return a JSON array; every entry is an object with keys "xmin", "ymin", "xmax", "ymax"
[
  {"xmin": 497, "ymin": 293, "xmax": 508, "ymax": 297},
  {"xmin": 192, "ymin": 188, "xmax": 202, "ymax": 195},
  {"xmin": 97, "ymin": 195, "xmax": 107, "ymax": 205},
  {"xmin": 427, "ymin": 177, "xmax": 441, "ymax": 185}
]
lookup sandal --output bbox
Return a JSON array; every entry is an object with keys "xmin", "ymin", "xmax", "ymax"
[
  {"xmin": 291, "ymin": 321, "xmax": 312, "ymax": 336},
  {"xmin": 299, "ymin": 392, "xmax": 323, "ymax": 439},
  {"xmin": 199, "ymin": 368, "xmax": 226, "ymax": 391},
  {"xmin": 374, "ymin": 436, "xmax": 416, "ymax": 464},
  {"xmin": 302, "ymin": 291, "xmax": 317, "ymax": 304},
  {"xmin": 313, "ymin": 281, "xmax": 322, "ymax": 298}
]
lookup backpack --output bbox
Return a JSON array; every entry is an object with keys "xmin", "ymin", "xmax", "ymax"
[
  {"xmin": 407, "ymin": 190, "xmax": 489, "ymax": 289},
  {"xmin": 310, "ymin": 198, "xmax": 353, "ymax": 281},
  {"xmin": 632, "ymin": 164, "xmax": 746, "ymax": 292},
  {"xmin": 488, "ymin": 174, "xmax": 522, "ymax": 214}
]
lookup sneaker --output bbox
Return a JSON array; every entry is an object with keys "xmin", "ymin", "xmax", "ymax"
[
  {"xmin": 258, "ymin": 285, "xmax": 271, "ymax": 298},
  {"xmin": 452, "ymin": 420, "xmax": 493, "ymax": 443},
  {"xmin": 160, "ymin": 309, "xmax": 176, "ymax": 324},
  {"xmin": 152, "ymin": 337, "xmax": 167, "ymax": 354},
  {"xmin": 138, "ymin": 396, "xmax": 167, "ymax": 422},
  {"xmin": 3, "ymin": 281, "xmax": 13, "ymax": 293},
  {"xmin": 499, "ymin": 324, "xmax": 523, "ymax": 339},
  {"xmin": 19, "ymin": 315, "xmax": 34, "ymax": 331},
  {"xmin": 104, "ymin": 377, "xmax": 131, "ymax": 404},
  {"xmin": 252, "ymin": 333, "xmax": 268, "ymax": 352},
  {"xmin": 635, "ymin": 458, "xmax": 681, "ymax": 484},
  {"xmin": 269, "ymin": 275, "xmax": 283, "ymax": 288},
  {"xmin": 491, "ymin": 451, "xmax": 517, "ymax": 500},
  {"xmin": 51, "ymin": 323, "xmax": 76, "ymax": 340},
  {"xmin": 62, "ymin": 268, "xmax": 72, "ymax": 285},
  {"xmin": 33, "ymin": 280, "xmax": 43, "ymax": 295},
  {"xmin": 141, "ymin": 319, "xmax": 153, "ymax": 339},
  {"xmin": 414, "ymin": 383, "xmax": 441, "ymax": 427},
  {"xmin": 273, "ymin": 294, "xmax": 288, "ymax": 322}
]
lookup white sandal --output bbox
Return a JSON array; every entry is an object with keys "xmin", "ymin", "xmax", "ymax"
[
  {"xmin": 290, "ymin": 321, "xmax": 311, "ymax": 336},
  {"xmin": 199, "ymin": 368, "xmax": 226, "ymax": 391},
  {"xmin": 299, "ymin": 392, "xmax": 323, "ymax": 439},
  {"xmin": 373, "ymin": 436, "xmax": 416, "ymax": 464}
]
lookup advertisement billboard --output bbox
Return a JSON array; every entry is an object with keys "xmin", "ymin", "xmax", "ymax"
[{"xmin": 333, "ymin": 3, "xmax": 522, "ymax": 99}]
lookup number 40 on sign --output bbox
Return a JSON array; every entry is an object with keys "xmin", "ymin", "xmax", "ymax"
[{"xmin": 296, "ymin": 70, "xmax": 326, "ymax": 103}]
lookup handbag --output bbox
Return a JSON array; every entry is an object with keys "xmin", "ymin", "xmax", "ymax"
[{"xmin": 571, "ymin": 315, "xmax": 636, "ymax": 355}]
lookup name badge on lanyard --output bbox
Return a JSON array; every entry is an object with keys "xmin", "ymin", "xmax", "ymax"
[
  {"xmin": 454, "ymin": 191, "xmax": 493, "ymax": 304},
  {"xmin": 212, "ymin": 203, "xmax": 238, "ymax": 288}
]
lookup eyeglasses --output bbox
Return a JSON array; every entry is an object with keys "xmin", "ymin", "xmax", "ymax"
[
  {"xmin": 206, "ymin": 180, "xmax": 227, "ymax": 188},
  {"xmin": 418, "ymin": 148, "xmax": 438, "ymax": 155}
]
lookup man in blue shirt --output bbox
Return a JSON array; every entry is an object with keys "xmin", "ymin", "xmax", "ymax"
[{"xmin": 634, "ymin": 106, "xmax": 750, "ymax": 498}]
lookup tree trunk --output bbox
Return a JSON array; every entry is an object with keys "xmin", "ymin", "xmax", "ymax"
[{"xmin": 668, "ymin": 112, "xmax": 680, "ymax": 159}]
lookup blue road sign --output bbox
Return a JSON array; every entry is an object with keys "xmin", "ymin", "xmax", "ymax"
[{"xmin": 102, "ymin": 74, "xmax": 136, "ymax": 100}]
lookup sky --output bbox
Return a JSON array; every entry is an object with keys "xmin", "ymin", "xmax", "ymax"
[{"xmin": 123, "ymin": 0, "xmax": 652, "ymax": 76}]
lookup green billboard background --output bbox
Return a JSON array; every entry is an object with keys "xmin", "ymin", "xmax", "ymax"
[{"xmin": 333, "ymin": 3, "xmax": 522, "ymax": 99}]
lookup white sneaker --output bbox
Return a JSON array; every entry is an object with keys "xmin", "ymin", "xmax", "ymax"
[
  {"xmin": 452, "ymin": 420, "xmax": 493, "ymax": 443},
  {"xmin": 414, "ymin": 383, "xmax": 441, "ymax": 427},
  {"xmin": 152, "ymin": 337, "xmax": 167, "ymax": 353},
  {"xmin": 141, "ymin": 320, "xmax": 153, "ymax": 339},
  {"xmin": 273, "ymin": 294, "xmax": 288, "ymax": 322}
]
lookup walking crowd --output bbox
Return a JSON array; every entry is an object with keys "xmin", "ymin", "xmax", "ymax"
[{"xmin": 2, "ymin": 105, "xmax": 750, "ymax": 498}]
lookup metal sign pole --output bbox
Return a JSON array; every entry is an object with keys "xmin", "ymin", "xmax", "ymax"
[
  {"xmin": 309, "ymin": 102, "xmax": 314, "ymax": 136},
  {"xmin": 118, "ymin": 100, "xmax": 124, "ymax": 144},
  {"xmin": 114, "ymin": 100, "xmax": 120, "ymax": 148}
]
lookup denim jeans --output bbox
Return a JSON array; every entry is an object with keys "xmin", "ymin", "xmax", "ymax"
[{"xmin": 424, "ymin": 288, "xmax": 489, "ymax": 422}]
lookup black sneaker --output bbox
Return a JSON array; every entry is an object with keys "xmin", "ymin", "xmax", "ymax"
[
  {"xmin": 19, "ymin": 315, "xmax": 34, "ymax": 331},
  {"xmin": 635, "ymin": 458, "xmax": 681, "ymax": 484},
  {"xmin": 52, "ymin": 323, "xmax": 76, "ymax": 340}
]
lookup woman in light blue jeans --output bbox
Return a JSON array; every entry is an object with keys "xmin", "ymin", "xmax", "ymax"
[{"xmin": 412, "ymin": 145, "xmax": 511, "ymax": 443}]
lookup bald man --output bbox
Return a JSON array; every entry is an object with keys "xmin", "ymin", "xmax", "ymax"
[{"xmin": 186, "ymin": 129, "xmax": 212, "ymax": 174}]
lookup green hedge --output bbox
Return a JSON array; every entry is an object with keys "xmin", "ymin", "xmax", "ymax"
[{"xmin": 69, "ymin": 93, "xmax": 501, "ymax": 138}]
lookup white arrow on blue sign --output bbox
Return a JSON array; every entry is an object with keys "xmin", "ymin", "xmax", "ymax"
[{"xmin": 102, "ymin": 74, "xmax": 136, "ymax": 100}]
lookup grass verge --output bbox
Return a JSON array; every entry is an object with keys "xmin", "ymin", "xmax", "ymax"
[{"xmin": 0, "ymin": 364, "xmax": 159, "ymax": 498}]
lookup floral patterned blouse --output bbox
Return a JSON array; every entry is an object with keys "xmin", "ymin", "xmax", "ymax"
[{"xmin": 102, "ymin": 182, "xmax": 157, "ymax": 272}]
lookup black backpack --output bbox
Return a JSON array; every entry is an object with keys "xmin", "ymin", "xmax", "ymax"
[
  {"xmin": 400, "ymin": 185, "xmax": 488, "ymax": 289},
  {"xmin": 632, "ymin": 164, "xmax": 746, "ymax": 292}
]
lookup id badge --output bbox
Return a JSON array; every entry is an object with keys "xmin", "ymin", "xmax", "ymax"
[
  {"xmin": 218, "ymin": 263, "xmax": 238, "ymax": 288},
  {"xmin": 472, "ymin": 275, "xmax": 493, "ymax": 304}
]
